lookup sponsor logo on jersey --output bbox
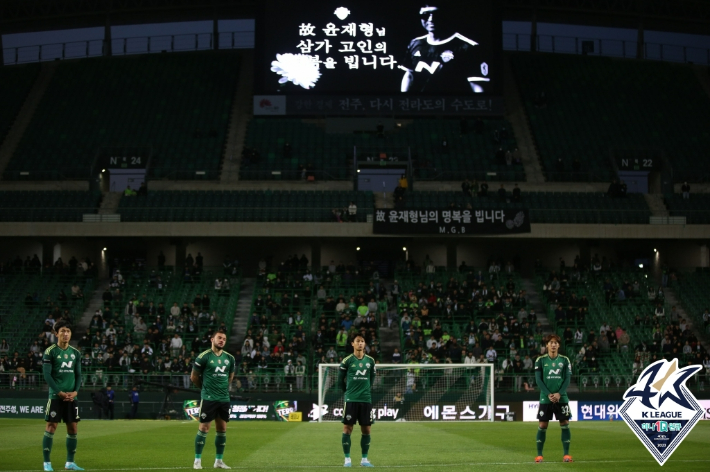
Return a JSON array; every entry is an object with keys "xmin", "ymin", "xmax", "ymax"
[
  {"xmin": 214, "ymin": 366, "xmax": 227, "ymax": 373},
  {"xmin": 549, "ymin": 368, "xmax": 561, "ymax": 375},
  {"xmin": 620, "ymin": 359, "xmax": 703, "ymax": 465},
  {"xmin": 61, "ymin": 361, "xmax": 73, "ymax": 368}
]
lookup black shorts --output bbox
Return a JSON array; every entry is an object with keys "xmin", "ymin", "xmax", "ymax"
[
  {"xmin": 199, "ymin": 400, "xmax": 231, "ymax": 423},
  {"xmin": 537, "ymin": 402, "xmax": 571, "ymax": 422},
  {"xmin": 45, "ymin": 399, "xmax": 81, "ymax": 424},
  {"xmin": 342, "ymin": 402, "xmax": 374, "ymax": 426}
]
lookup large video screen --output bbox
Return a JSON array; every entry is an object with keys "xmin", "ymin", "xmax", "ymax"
[{"xmin": 256, "ymin": 0, "xmax": 502, "ymax": 96}]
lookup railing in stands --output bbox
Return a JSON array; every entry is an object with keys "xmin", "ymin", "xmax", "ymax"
[
  {"xmin": 2, "ymin": 31, "xmax": 254, "ymax": 66},
  {"xmin": 503, "ymin": 33, "xmax": 710, "ymax": 65}
]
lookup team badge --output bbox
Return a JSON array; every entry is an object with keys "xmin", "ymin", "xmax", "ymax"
[
  {"xmin": 218, "ymin": 360, "xmax": 222, "ymax": 364},
  {"xmin": 51, "ymin": 411, "xmax": 56, "ymax": 417},
  {"xmin": 64, "ymin": 354, "xmax": 68, "ymax": 359},
  {"xmin": 440, "ymin": 50, "xmax": 454, "ymax": 63},
  {"xmin": 225, "ymin": 360, "xmax": 229, "ymax": 365},
  {"xmin": 346, "ymin": 415, "xmax": 352, "ymax": 420},
  {"xmin": 620, "ymin": 359, "xmax": 703, "ymax": 465},
  {"xmin": 359, "ymin": 363, "xmax": 362, "ymax": 367},
  {"xmin": 366, "ymin": 363, "xmax": 370, "ymax": 368},
  {"xmin": 71, "ymin": 354, "xmax": 75, "ymax": 359}
]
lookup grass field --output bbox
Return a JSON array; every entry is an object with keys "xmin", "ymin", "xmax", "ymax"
[{"xmin": 2, "ymin": 419, "xmax": 709, "ymax": 471}]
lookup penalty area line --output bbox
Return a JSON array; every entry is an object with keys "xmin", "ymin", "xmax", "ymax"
[{"xmin": 7, "ymin": 460, "xmax": 710, "ymax": 471}]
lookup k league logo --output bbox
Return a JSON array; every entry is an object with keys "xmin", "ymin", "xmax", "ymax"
[{"xmin": 620, "ymin": 359, "xmax": 703, "ymax": 465}]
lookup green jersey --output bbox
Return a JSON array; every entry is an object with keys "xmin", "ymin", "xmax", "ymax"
[
  {"xmin": 339, "ymin": 353, "xmax": 376, "ymax": 403},
  {"xmin": 42, "ymin": 344, "xmax": 82, "ymax": 400},
  {"xmin": 193, "ymin": 349, "xmax": 236, "ymax": 402},
  {"xmin": 535, "ymin": 354, "xmax": 572, "ymax": 404}
]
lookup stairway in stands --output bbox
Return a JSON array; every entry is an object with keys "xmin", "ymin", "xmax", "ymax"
[
  {"xmin": 228, "ymin": 277, "xmax": 255, "ymax": 352},
  {"xmin": 0, "ymin": 62, "xmax": 57, "ymax": 178}
]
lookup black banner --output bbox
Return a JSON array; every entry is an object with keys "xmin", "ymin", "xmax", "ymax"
[
  {"xmin": 254, "ymin": 94, "xmax": 504, "ymax": 115},
  {"xmin": 373, "ymin": 208, "xmax": 531, "ymax": 234}
]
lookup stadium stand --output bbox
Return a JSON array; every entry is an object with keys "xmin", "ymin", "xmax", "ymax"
[
  {"xmin": 0, "ymin": 63, "xmax": 40, "ymax": 144},
  {"xmin": 676, "ymin": 269, "xmax": 710, "ymax": 336},
  {"xmin": 665, "ymin": 193, "xmax": 710, "ymax": 224},
  {"xmin": 0, "ymin": 190, "xmax": 101, "ymax": 222},
  {"xmin": 117, "ymin": 190, "xmax": 374, "ymax": 222},
  {"xmin": 240, "ymin": 258, "xmax": 314, "ymax": 392},
  {"xmin": 534, "ymin": 265, "xmax": 701, "ymax": 392},
  {"xmin": 75, "ymin": 265, "xmax": 241, "ymax": 388},
  {"xmin": 5, "ymin": 51, "xmax": 240, "ymax": 180},
  {"xmin": 402, "ymin": 190, "xmax": 651, "ymax": 224},
  {"xmin": 510, "ymin": 53, "xmax": 710, "ymax": 182},
  {"xmin": 0, "ymin": 265, "xmax": 94, "ymax": 371},
  {"xmin": 242, "ymin": 118, "xmax": 523, "ymax": 181}
]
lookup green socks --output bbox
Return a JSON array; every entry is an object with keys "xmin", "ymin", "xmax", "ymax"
[
  {"xmin": 342, "ymin": 433, "xmax": 351, "ymax": 458},
  {"xmin": 195, "ymin": 430, "xmax": 208, "ymax": 459},
  {"xmin": 536, "ymin": 427, "xmax": 547, "ymax": 456},
  {"xmin": 66, "ymin": 434, "xmax": 77, "ymax": 463},
  {"xmin": 42, "ymin": 432, "xmax": 54, "ymax": 462},
  {"xmin": 360, "ymin": 434, "xmax": 371, "ymax": 459},
  {"xmin": 215, "ymin": 432, "xmax": 227, "ymax": 460},
  {"xmin": 561, "ymin": 425, "xmax": 571, "ymax": 455}
]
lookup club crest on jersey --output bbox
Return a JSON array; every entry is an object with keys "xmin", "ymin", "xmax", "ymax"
[
  {"xmin": 620, "ymin": 359, "xmax": 703, "ymax": 465},
  {"xmin": 71, "ymin": 354, "xmax": 75, "ymax": 359}
]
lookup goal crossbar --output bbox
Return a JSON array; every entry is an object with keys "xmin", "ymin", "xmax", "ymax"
[{"xmin": 317, "ymin": 363, "xmax": 494, "ymax": 422}]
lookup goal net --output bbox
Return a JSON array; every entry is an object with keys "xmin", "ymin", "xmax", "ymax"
[{"xmin": 316, "ymin": 363, "xmax": 494, "ymax": 422}]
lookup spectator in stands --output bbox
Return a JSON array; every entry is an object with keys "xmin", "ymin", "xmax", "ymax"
[
  {"xmin": 137, "ymin": 182, "xmax": 147, "ymax": 197},
  {"xmin": 485, "ymin": 346, "xmax": 497, "ymax": 363},
  {"xmin": 703, "ymin": 308, "xmax": 710, "ymax": 330},
  {"xmin": 0, "ymin": 339, "xmax": 9, "ymax": 356},
  {"xmin": 461, "ymin": 179, "xmax": 472, "ymax": 197},
  {"xmin": 681, "ymin": 181, "xmax": 690, "ymax": 200},
  {"xmin": 348, "ymin": 202, "xmax": 357, "ymax": 222},
  {"xmin": 618, "ymin": 181, "xmax": 627, "ymax": 198},
  {"xmin": 478, "ymin": 182, "xmax": 489, "ymax": 197},
  {"xmin": 392, "ymin": 348, "xmax": 401, "ymax": 364},
  {"xmin": 512, "ymin": 184, "xmax": 521, "ymax": 203},
  {"xmin": 498, "ymin": 184, "xmax": 507, "ymax": 202},
  {"xmin": 170, "ymin": 333, "xmax": 183, "ymax": 358},
  {"xmin": 607, "ymin": 179, "xmax": 620, "ymax": 198},
  {"xmin": 124, "ymin": 186, "xmax": 137, "ymax": 197}
]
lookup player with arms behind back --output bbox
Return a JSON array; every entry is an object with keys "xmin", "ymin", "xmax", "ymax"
[
  {"xmin": 42, "ymin": 320, "xmax": 84, "ymax": 471},
  {"xmin": 534, "ymin": 333, "xmax": 573, "ymax": 463},
  {"xmin": 191, "ymin": 328, "xmax": 236, "ymax": 470},
  {"xmin": 338, "ymin": 334, "xmax": 376, "ymax": 467}
]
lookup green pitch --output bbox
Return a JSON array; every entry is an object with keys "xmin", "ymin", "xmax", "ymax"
[{"xmin": 2, "ymin": 419, "xmax": 709, "ymax": 471}]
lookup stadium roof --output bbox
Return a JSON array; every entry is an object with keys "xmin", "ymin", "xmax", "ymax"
[{"xmin": 0, "ymin": 0, "xmax": 708, "ymax": 35}]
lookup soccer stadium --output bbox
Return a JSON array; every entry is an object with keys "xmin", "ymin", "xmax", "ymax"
[{"xmin": 1, "ymin": 0, "xmax": 710, "ymax": 470}]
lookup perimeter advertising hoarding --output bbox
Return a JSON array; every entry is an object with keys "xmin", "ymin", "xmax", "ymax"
[{"xmin": 183, "ymin": 400, "xmax": 299, "ymax": 421}]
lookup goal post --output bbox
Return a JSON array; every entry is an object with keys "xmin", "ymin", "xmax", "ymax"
[{"xmin": 317, "ymin": 363, "xmax": 494, "ymax": 422}]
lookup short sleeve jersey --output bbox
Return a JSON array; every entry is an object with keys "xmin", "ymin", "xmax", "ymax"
[
  {"xmin": 401, "ymin": 33, "xmax": 488, "ymax": 93},
  {"xmin": 340, "ymin": 354, "xmax": 376, "ymax": 403},
  {"xmin": 43, "ymin": 344, "xmax": 82, "ymax": 400},
  {"xmin": 193, "ymin": 349, "xmax": 236, "ymax": 402},
  {"xmin": 535, "ymin": 354, "xmax": 572, "ymax": 404}
]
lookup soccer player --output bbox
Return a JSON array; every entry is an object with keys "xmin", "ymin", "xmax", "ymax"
[
  {"xmin": 534, "ymin": 333, "xmax": 573, "ymax": 463},
  {"xmin": 190, "ymin": 328, "xmax": 236, "ymax": 470},
  {"xmin": 400, "ymin": 5, "xmax": 490, "ymax": 93},
  {"xmin": 338, "ymin": 334, "xmax": 376, "ymax": 467},
  {"xmin": 42, "ymin": 320, "xmax": 84, "ymax": 471}
]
